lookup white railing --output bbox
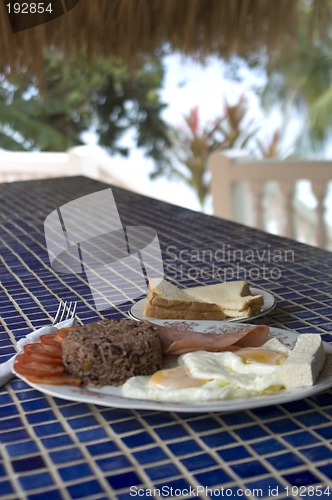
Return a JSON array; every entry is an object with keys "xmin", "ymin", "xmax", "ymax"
[
  {"xmin": 208, "ymin": 151, "xmax": 332, "ymax": 250},
  {"xmin": 0, "ymin": 145, "xmax": 134, "ymax": 190}
]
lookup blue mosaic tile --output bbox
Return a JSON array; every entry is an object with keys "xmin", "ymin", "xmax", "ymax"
[
  {"xmin": 122, "ymin": 432, "xmax": 154, "ymax": 448},
  {"xmin": 5, "ymin": 440, "xmax": 39, "ymax": 457},
  {"xmin": 181, "ymin": 453, "xmax": 218, "ymax": 471},
  {"xmin": 217, "ymin": 445, "xmax": 251, "ymax": 462},
  {"xmin": 264, "ymin": 418, "xmax": 300, "ymax": 434},
  {"xmin": 7, "ymin": 383, "xmax": 36, "ymax": 396},
  {"xmin": 145, "ymin": 463, "xmax": 181, "ymax": 481},
  {"xmin": 12, "ymin": 455, "xmax": 45, "ymax": 472},
  {"xmin": 0, "ymin": 393, "xmax": 13, "ymax": 405},
  {"xmin": 315, "ymin": 426, "xmax": 332, "ymax": 440},
  {"xmin": 283, "ymin": 431, "xmax": 318, "ymax": 448},
  {"xmin": 133, "ymin": 447, "xmax": 168, "ymax": 464},
  {"xmin": 194, "ymin": 468, "xmax": 232, "ymax": 486},
  {"xmin": 0, "ymin": 428, "xmax": 30, "ymax": 443},
  {"xmin": 310, "ymin": 392, "xmax": 332, "ymax": 406},
  {"xmin": 106, "ymin": 471, "xmax": 142, "ymax": 490},
  {"xmin": 0, "ymin": 464, "xmax": 6, "ymax": 477},
  {"xmin": 0, "ymin": 404, "xmax": 18, "ymax": 417},
  {"xmin": 87, "ymin": 440, "xmax": 119, "ymax": 456},
  {"xmin": 26, "ymin": 410, "xmax": 57, "ymax": 424},
  {"xmin": 0, "ymin": 479, "xmax": 14, "ymax": 495},
  {"xmin": 267, "ymin": 452, "xmax": 304, "ymax": 470},
  {"xmin": 317, "ymin": 465, "xmax": 332, "ymax": 480},
  {"xmin": 167, "ymin": 440, "xmax": 202, "ymax": 456},
  {"xmin": 250, "ymin": 405, "xmax": 285, "ymax": 419},
  {"xmin": 67, "ymin": 415, "xmax": 99, "ymax": 429},
  {"xmin": 221, "ymin": 411, "xmax": 252, "ymax": 426},
  {"xmin": 41, "ymin": 435, "xmax": 74, "ymax": 449},
  {"xmin": 59, "ymin": 462, "xmax": 93, "ymax": 481},
  {"xmin": 49, "ymin": 447, "xmax": 84, "ymax": 464},
  {"xmin": 27, "ymin": 490, "xmax": 63, "ymax": 500},
  {"xmin": 111, "ymin": 419, "xmax": 144, "ymax": 434},
  {"xmin": 300, "ymin": 445, "xmax": 332, "ymax": 462},
  {"xmin": 139, "ymin": 413, "xmax": 176, "ymax": 427},
  {"xmin": 201, "ymin": 431, "xmax": 235, "ymax": 448},
  {"xmin": 66, "ymin": 479, "xmax": 104, "ymax": 498},
  {"xmin": 250, "ymin": 438, "xmax": 285, "ymax": 455},
  {"xmin": 295, "ymin": 411, "xmax": 330, "ymax": 426},
  {"xmin": 101, "ymin": 408, "xmax": 132, "ymax": 422},
  {"xmin": 187, "ymin": 417, "xmax": 221, "ymax": 433},
  {"xmin": 282, "ymin": 399, "xmax": 312, "ymax": 412},
  {"xmin": 34, "ymin": 422, "xmax": 65, "ymax": 437},
  {"xmin": 244, "ymin": 477, "xmax": 283, "ymax": 498},
  {"xmin": 75, "ymin": 427, "xmax": 109, "ymax": 442},
  {"xmin": 153, "ymin": 424, "xmax": 189, "ymax": 441},
  {"xmin": 21, "ymin": 399, "xmax": 51, "ymax": 412},
  {"xmin": 0, "ymin": 416, "xmax": 23, "ymax": 430},
  {"xmin": 234, "ymin": 425, "xmax": 268, "ymax": 441},
  {"xmin": 231, "ymin": 460, "xmax": 268, "ymax": 478},
  {"xmin": 19, "ymin": 471, "xmax": 54, "ymax": 489},
  {"xmin": 59, "ymin": 403, "xmax": 92, "ymax": 418},
  {"xmin": 283, "ymin": 470, "xmax": 321, "ymax": 486},
  {"xmin": 96, "ymin": 454, "xmax": 132, "ymax": 472}
]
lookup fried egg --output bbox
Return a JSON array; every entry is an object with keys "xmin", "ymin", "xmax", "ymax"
[{"xmin": 122, "ymin": 338, "xmax": 291, "ymax": 402}]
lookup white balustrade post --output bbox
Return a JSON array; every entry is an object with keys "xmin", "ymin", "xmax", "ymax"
[
  {"xmin": 311, "ymin": 180, "xmax": 328, "ymax": 248},
  {"xmin": 279, "ymin": 181, "xmax": 296, "ymax": 239},
  {"xmin": 208, "ymin": 152, "xmax": 234, "ymax": 220},
  {"xmin": 67, "ymin": 145, "xmax": 101, "ymax": 179},
  {"xmin": 249, "ymin": 180, "xmax": 265, "ymax": 230}
]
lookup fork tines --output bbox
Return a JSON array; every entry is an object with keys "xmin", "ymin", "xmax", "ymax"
[{"xmin": 53, "ymin": 301, "xmax": 77, "ymax": 325}]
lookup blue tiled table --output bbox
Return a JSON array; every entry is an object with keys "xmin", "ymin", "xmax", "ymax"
[{"xmin": 1, "ymin": 176, "xmax": 332, "ymax": 500}]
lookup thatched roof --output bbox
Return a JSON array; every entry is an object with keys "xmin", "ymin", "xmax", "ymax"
[{"xmin": 0, "ymin": 0, "xmax": 329, "ymax": 74}]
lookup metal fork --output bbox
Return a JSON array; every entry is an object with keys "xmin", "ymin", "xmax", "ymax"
[
  {"xmin": 0, "ymin": 300, "xmax": 78, "ymax": 386},
  {"xmin": 53, "ymin": 301, "xmax": 77, "ymax": 325}
]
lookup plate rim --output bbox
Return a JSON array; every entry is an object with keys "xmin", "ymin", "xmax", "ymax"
[{"xmin": 129, "ymin": 286, "xmax": 277, "ymax": 323}]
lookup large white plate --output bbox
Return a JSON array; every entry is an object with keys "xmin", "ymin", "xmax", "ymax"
[
  {"xmin": 12, "ymin": 322, "xmax": 332, "ymax": 413},
  {"xmin": 129, "ymin": 287, "xmax": 277, "ymax": 323}
]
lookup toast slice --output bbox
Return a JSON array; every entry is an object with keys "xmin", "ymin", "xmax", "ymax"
[
  {"xmin": 143, "ymin": 303, "xmax": 227, "ymax": 320},
  {"xmin": 144, "ymin": 279, "xmax": 263, "ymax": 320},
  {"xmin": 145, "ymin": 279, "xmax": 226, "ymax": 317},
  {"xmin": 184, "ymin": 282, "xmax": 263, "ymax": 313},
  {"xmin": 146, "ymin": 279, "xmax": 220, "ymax": 310}
]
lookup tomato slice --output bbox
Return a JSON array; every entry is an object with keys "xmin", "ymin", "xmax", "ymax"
[
  {"xmin": 14, "ymin": 361, "xmax": 65, "ymax": 377},
  {"xmin": 16, "ymin": 352, "xmax": 64, "ymax": 366},
  {"xmin": 56, "ymin": 327, "xmax": 77, "ymax": 340},
  {"xmin": 23, "ymin": 344, "xmax": 62, "ymax": 358},
  {"xmin": 24, "ymin": 373, "xmax": 82, "ymax": 386},
  {"xmin": 40, "ymin": 334, "xmax": 63, "ymax": 347}
]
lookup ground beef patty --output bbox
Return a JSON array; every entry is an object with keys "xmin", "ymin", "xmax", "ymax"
[{"xmin": 62, "ymin": 319, "xmax": 162, "ymax": 386}]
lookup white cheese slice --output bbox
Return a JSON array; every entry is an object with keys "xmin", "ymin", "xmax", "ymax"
[{"xmin": 280, "ymin": 334, "xmax": 326, "ymax": 388}]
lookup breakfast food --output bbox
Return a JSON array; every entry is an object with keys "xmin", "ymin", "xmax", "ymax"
[
  {"xmin": 155, "ymin": 323, "xmax": 270, "ymax": 355},
  {"xmin": 122, "ymin": 334, "xmax": 326, "ymax": 402},
  {"xmin": 13, "ymin": 318, "xmax": 326, "ymax": 406},
  {"xmin": 144, "ymin": 279, "xmax": 263, "ymax": 320},
  {"xmin": 279, "ymin": 334, "xmax": 326, "ymax": 388},
  {"xmin": 62, "ymin": 319, "xmax": 163, "ymax": 386}
]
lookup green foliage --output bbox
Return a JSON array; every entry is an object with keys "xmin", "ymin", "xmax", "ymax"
[
  {"xmin": 0, "ymin": 48, "xmax": 171, "ymax": 162},
  {"xmin": 260, "ymin": 1, "xmax": 332, "ymax": 154}
]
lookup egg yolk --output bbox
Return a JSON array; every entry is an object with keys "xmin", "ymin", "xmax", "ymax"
[
  {"xmin": 149, "ymin": 365, "xmax": 209, "ymax": 389},
  {"xmin": 236, "ymin": 348, "xmax": 288, "ymax": 365}
]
